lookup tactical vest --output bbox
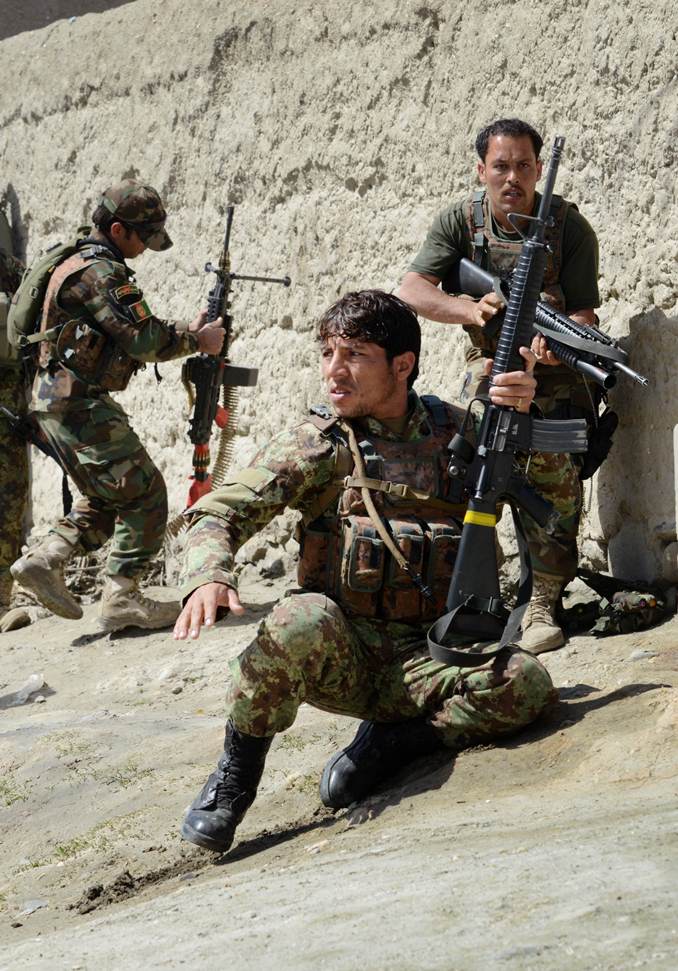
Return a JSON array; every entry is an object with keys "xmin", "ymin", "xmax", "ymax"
[
  {"xmin": 455, "ymin": 190, "xmax": 593, "ymax": 411},
  {"xmin": 454, "ymin": 189, "xmax": 570, "ymax": 360},
  {"xmin": 297, "ymin": 398, "xmax": 467, "ymax": 623},
  {"xmin": 37, "ymin": 248, "xmax": 140, "ymax": 392}
]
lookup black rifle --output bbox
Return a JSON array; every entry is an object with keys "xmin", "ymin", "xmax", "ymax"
[
  {"xmin": 448, "ymin": 259, "xmax": 648, "ymax": 389},
  {"xmin": 427, "ymin": 136, "xmax": 589, "ymax": 667},
  {"xmin": 180, "ymin": 205, "xmax": 290, "ymax": 508}
]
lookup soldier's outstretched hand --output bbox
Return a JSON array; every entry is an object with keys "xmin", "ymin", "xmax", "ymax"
[
  {"xmin": 173, "ymin": 582, "xmax": 244, "ymax": 640},
  {"xmin": 189, "ymin": 310, "xmax": 226, "ymax": 355}
]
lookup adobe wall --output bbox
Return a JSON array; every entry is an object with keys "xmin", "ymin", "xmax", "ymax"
[{"xmin": 1, "ymin": 0, "xmax": 675, "ymax": 579}]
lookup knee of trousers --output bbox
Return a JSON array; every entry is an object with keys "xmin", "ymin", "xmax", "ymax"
[
  {"xmin": 504, "ymin": 649, "xmax": 557, "ymax": 719},
  {"xmin": 256, "ymin": 592, "xmax": 346, "ymax": 666}
]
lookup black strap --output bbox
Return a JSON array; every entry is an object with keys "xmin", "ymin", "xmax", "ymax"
[{"xmin": 426, "ymin": 504, "xmax": 533, "ymax": 666}]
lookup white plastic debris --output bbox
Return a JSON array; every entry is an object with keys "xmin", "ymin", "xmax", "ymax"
[{"xmin": 10, "ymin": 673, "xmax": 45, "ymax": 706}]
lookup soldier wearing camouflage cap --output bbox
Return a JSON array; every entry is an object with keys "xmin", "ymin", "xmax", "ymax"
[
  {"xmin": 172, "ymin": 289, "xmax": 555, "ymax": 856},
  {"xmin": 399, "ymin": 118, "xmax": 602, "ymax": 655},
  {"xmin": 10, "ymin": 179, "xmax": 225, "ymax": 632}
]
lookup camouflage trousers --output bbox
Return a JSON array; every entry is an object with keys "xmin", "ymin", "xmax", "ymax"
[
  {"xmin": 226, "ymin": 592, "xmax": 555, "ymax": 745},
  {"xmin": 0, "ymin": 366, "xmax": 29, "ymax": 605},
  {"xmin": 33, "ymin": 393, "xmax": 167, "ymax": 577}
]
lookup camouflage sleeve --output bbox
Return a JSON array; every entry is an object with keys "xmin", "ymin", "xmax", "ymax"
[
  {"xmin": 179, "ymin": 420, "xmax": 337, "ymax": 599},
  {"xmin": 64, "ymin": 260, "xmax": 198, "ymax": 362},
  {"xmin": 0, "ymin": 248, "xmax": 25, "ymax": 296}
]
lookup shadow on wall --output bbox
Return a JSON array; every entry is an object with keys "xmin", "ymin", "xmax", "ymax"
[
  {"xmin": 597, "ymin": 307, "xmax": 678, "ymax": 582},
  {"xmin": 1, "ymin": 183, "xmax": 26, "ymax": 260},
  {"xmin": 0, "ymin": 0, "xmax": 138, "ymax": 41}
]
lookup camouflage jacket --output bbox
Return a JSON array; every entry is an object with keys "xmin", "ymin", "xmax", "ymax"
[
  {"xmin": 32, "ymin": 231, "xmax": 198, "ymax": 406},
  {"xmin": 180, "ymin": 393, "xmax": 463, "ymax": 601}
]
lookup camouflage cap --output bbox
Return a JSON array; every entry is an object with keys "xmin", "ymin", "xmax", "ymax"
[{"xmin": 99, "ymin": 179, "xmax": 172, "ymax": 251}]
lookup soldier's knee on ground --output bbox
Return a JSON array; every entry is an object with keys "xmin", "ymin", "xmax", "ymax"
[{"xmin": 504, "ymin": 648, "xmax": 558, "ymax": 715}]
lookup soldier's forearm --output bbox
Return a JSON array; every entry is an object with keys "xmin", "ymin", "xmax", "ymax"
[{"xmin": 398, "ymin": 272, "xmax": 479, "ymax": 326}]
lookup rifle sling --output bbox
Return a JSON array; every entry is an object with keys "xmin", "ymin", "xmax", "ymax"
[
  {"xmin": 426, "ymin": 503, "xmax": 533, "ymax": 667},
  {"xmin": 344, "ymin": 422, "xmax": 419, "ymax": 581}
]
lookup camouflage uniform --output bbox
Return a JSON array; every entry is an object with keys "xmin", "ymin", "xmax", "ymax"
[
  {"xmin": 181, "ymin": 394, "xmax": 555, "ymax": 745},
  {"xmin": 25, "ymin": 183, "xmax": 199, "ymax": 579},
  {"xmin": 409, "ymin": 190, "xmax": 601, "ymax": 582},
  {"xmin": 0, "ymin": 245, "xmax": 28, "ymax": 611}
]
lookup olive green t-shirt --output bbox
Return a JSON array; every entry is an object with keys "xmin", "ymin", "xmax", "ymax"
[{"xmin": 408, "ymin": 192, "xmax": 600, "ymax": 314}]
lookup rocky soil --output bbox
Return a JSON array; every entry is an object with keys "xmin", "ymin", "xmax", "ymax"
[{"xmin": 1, "ymin": 572, "xmax": 676, "ymax": 970}]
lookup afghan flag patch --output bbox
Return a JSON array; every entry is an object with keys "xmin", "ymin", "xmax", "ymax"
[{"xmin": 128, "ymin": 298, "xmax": 152, "ymax": 323}]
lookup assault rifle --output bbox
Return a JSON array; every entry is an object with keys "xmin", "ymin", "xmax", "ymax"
[
  {"xmin": 427, "ymin": 136, "xmax": 590, "ymax": 667},
  {"xmin": 180, "ymin": 205, "xmax": 290, "ymax": 509},
  {"xmin": 448, "ymin": 259, "xmax": 648, "ymax": 389}
]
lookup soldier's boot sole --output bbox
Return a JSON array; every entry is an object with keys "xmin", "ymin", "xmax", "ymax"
[
  {"xmin": 520, "ymin": 623, "xmax": 566, "ymax": 655},
  {"xmin": 180, "ymin": 809, "xmax": 238, "ymax": 853},
  {"xmin": 10, "ymin": 558, "xmax": 82, "ymax": 620}
]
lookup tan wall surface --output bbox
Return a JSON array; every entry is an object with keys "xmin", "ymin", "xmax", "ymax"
[{"xmin": 1, "ymin": 0, "xmax": 676, "ymax": 578}]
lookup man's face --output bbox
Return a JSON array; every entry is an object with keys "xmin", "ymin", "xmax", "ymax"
[
  {"xmin": 320, "ymin": 335, "xmax": 412, "ymax": 420},
  {"xmin": 110, "ymin": 222, "xmax": 147, "ymax": 259},
  {"xmin": 477, "ymin": 134, "xmax": 543, "ymax": 228}
]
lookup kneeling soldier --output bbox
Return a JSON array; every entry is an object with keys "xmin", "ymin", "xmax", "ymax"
[{"xmin": 174, "ymin": 290, "xmax": 556, "ymax": 853}]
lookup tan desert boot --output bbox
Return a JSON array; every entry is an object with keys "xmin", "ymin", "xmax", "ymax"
[
  {"xmin": 99, "ymin": 575, "xmax": 181, "ymax": 632},
  {"xmin": 10, "ymin": 535, "xmax": 82, "ymax": 620},
  {"xmin": 519, "ymin": 573, "xmax": 566, "ymax": 654}
]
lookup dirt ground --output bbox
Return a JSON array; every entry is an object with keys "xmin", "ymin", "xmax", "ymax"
[{"xmin": 1, "ymin": 573, "xmax": 676, "ymax": 971}]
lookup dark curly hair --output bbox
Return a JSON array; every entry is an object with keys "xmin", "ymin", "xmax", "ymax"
[
  {"xmin": 317, "ymin": 289, "xmax": 420, "ymax": 389},
  {"xmin": 475, "ymin": 118, "xmax": 543, "ymax": 162}
]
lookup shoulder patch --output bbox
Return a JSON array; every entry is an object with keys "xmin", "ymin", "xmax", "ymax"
[{"xmin": 112, "ymin": 283, "xmax": 141, "ymax": 302}]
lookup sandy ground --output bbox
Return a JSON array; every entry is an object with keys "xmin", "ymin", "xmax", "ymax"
[{"xmin": 1, "ymin": 573, "xmax": 676, "ymax": 971}]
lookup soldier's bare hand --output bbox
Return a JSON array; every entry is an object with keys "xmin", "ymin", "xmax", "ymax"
[
  {"xmin": 531, "ymin": 333, "xmax": 561, "ymax": 366},
  {"xmin": 471, "ymin": 292, "xmax": 505, "ymax": 328},
  {"xmin": 173, "ymin": 582, "xmax": 244, "ymax": 640},
  {"xmin": 485, "ymin": 347, "xmax": 537, "ymax": 413},
  {"xmin": 194, "ymin": 315, "xmax": 225, "ymax": 356}
]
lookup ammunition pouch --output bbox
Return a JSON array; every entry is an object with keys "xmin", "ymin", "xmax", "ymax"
[
  {"xmin": 298, "ymin": 513, "xmax": 461, "ymax": 622},
  {"xmin": 53, "ymin": 318, "xmax": 138, "ymax": 391}
]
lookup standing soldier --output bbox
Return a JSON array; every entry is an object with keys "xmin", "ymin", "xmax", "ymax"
[
  {"xmin": 398, "ymin": 119, "xmax": 601, "ymax": 654},
  {"xmin": 10, "ymin": 180, "xmax": 225, "ymax": 631}
]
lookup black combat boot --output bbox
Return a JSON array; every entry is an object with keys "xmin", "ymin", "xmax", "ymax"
[
  {"xmin": 319, "ymin": 718, "xmax": 443, "ymax": 810},
  {"xmin": 181, "ymin": 720, "xmax": 272, "ymax": 853}
]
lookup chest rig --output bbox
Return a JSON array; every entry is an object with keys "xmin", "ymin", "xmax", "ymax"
[
  {"xmin": 455, "ymin": 190, "xmax": 571, "ymax": 359},
  {"xmin": 38, "ymin": 247, "xmax": 141, "ymax": 392},
  {"xmin": 297, "ymin": 398, "xmax": 468, "ymax": 623}
]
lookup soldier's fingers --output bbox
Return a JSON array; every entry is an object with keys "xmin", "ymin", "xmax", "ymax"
[
  {"xmin": 173, "ymin": 601, "xmax": 195, "ymax": 640},
  {"xmin": 227, "ymin": 588, "xmax": 246, "ymax": 616},
  {"xmin": 519, "ymin": 346, "xmax": 537, "ymax": 373}
]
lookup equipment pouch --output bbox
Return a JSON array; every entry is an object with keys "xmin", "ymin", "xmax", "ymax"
[
  {"xmin": 0, "ymin": 291, "xmax": 19, "ymax": 365},
  {"xmin": 579, "ymin": 407, "xmax": 618, "ymax": 480},
  {"xmin": 297, "ymin": 522, "xmax": 334, "ymax": 595},
  {"xmin": 380, "ymin": 518, "xmax": 425, "ymax": 621},
  {"xmin": 55, "ymin": 318, "xmax": 137, "ymax": 391},
  {"xmin": 343, "ymin": 516, "xmax": 384, "ymax": 593},
  {"xmin": 424, "ymin": 522, "xmax": 461, "ymax": 618}
]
